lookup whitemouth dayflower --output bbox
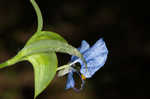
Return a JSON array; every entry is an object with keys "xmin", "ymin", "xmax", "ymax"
[{"xmin": 58, "ymin": 38, "xmax": 108, "ymax": 90}]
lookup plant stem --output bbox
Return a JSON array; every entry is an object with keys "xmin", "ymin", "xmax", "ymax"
[{"xmin": 30, "ymin": 0, "xmax": 43, "ymax": 32}]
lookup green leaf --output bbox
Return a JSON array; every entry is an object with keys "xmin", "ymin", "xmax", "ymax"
[
  {"xmin": 0, "ymin": 31, "xmax": 67, "ymax": 99},
  {"xmin": 26, "ymin": 52, "xmax": 57, "ymax": 99},
  {"xmin": 24, "ymin": 31, "xmax": 66, "ymax": 99}
]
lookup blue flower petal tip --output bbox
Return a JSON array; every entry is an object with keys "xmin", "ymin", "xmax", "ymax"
[
  {"xmin": 71, "ymin": 40, "xmax": 90, "ymax": 61},
  {"xmin": 79, "ymin": 40, "xmax": 90, "ymax": 53}
]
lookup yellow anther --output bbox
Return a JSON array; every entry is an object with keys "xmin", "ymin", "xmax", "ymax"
[{"xmin": 81, "ymin": 74, "xmax": 86, "ymax": 80}]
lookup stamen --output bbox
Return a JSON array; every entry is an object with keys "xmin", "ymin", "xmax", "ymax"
[
  {"xmin": 57, "ymin": 64, "xmax": 70, "ymax": 71},
  {"xmin": 81, "ymin": 74, "xmax": 86, "ymax": 80},
  {"xmin": 69, "ymin": 59, "xmax": 80, "ymax": 66},
  {"xmin": 57, "ymin": 59, "xmax": 80, "ymax": 71}
]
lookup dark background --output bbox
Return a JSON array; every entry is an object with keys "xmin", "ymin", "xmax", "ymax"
[{"xmin": 0, "ymin": 0, "xmax": 149, "ymax": 99}]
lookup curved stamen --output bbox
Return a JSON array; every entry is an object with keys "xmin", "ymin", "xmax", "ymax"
[{"xmin": 57, "ymin": 59, "xmax": 80, "ymax": 71}]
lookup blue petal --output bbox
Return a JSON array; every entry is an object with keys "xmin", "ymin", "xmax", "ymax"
[
  {"xmin": 83, "ymin": 38, "xmax": 108, "ymax": 61},
  {"xmin": 80, "ymin": 52, "xmax": 108, "ymax": 78},
  {"xmin": 65, "ymin": 72, "xmax": 75, "ymax": 89},
  {"xmin": 71, "ymin": 40, "xmax": 90, "ymax": 62},
  {"xmin": 76, "ymin": 38, "xmax": 108, "ymax": 78},
  {"xmin": 78, "ymin": 40, "xmax": 90, "ymax": 53}
]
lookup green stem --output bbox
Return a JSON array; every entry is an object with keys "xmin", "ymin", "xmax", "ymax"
[{"xmin": 30, "ymin": 0, "xmax": 43, "ymax": 32}]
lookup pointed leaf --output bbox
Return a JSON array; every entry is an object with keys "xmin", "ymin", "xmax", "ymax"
[
  {"xmin": 24, "ymin": 31, "xmax": 66, "ymax": 98},
  {"xmin": 0, "ymin": 31, "xmax": 67, "ymax": 98},
  {"xmin": 26, "ymin": 52, "xmax": 57, "ymax": 99}
]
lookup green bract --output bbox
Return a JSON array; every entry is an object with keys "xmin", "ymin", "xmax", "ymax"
[{"xmin": 0, "ymin": 0, "xmax": 86, "ymax": 99}]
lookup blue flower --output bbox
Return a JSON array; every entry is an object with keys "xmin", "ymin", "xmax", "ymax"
[{"xmin": 66, "ymin": 38, "xmax": 108, "ymax": 90}]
